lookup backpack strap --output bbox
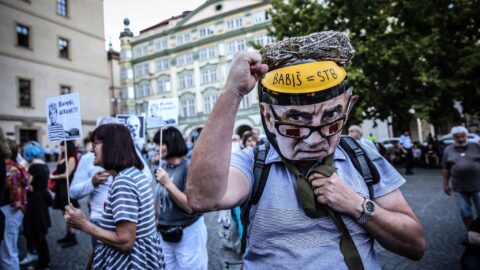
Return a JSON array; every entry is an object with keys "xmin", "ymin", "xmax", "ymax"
[
  {"xmin": 241, "ymin": 142, "xmax": 271, "ymax": 253},
  {"xmin": 339, "ymin": 136, "xmax": 380, "ymax": 199}
]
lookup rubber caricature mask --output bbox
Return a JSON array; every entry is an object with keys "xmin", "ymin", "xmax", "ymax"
[{"xmin": 258, "ymin": 31, "xmax": 356, "ymax": 161}]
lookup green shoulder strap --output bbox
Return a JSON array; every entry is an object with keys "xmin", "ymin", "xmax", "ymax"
[{"xmin": 282, "ymin": 157, "xmax": 365, "ymax": 270}]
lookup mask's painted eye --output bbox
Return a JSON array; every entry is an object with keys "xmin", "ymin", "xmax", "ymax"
[{"xmin": 285, "ymin": 128, "xmax": 301, "ymax": 137}]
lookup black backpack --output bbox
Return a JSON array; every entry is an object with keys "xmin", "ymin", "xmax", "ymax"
[{"xmin": 240, "ymin": 135, "xmax": 381, "ymax": 253}]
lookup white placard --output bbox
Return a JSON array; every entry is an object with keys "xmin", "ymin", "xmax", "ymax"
[
  {"xmin": 45, "ymin": 93, "xmax": 83, "ymax": 142},
  {"xmin": 116, "ymin": 114, "xmax": 146, "ymax": 141},
  {"xmin": 147, "ymin": 98, "xmax": 179, "ymax": 128}
]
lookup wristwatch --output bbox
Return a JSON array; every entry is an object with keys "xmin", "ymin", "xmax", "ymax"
[{"xmin": 356, "ymin": 197, "xmax": 375, "ymax": 224}]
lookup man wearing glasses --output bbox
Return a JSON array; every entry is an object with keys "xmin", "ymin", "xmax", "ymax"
[{"xmin": 187, "ymin": 31, "xmax": 424, "ymax": 269}]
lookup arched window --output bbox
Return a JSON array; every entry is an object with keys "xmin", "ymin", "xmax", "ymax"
[
  {"xmin": 179, "ymin": 92, "xmax": 196, "ymax": 117},
  {"xmin": 203, "ymin": 88, "xmax": 219, "ymax": 114}
]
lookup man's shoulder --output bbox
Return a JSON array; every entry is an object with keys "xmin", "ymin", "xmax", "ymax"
[{"xmin": 444, "ymin": 144, "xmax": 455, "ymax": 153}]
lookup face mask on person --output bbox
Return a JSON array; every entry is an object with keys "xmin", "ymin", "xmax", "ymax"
[{"xmin": 260, "ymin": 91, "xmax": 353, "ymax": 161}]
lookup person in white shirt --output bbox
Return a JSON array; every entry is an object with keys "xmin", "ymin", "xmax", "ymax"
[{"xmin": 348, "ymin": 125, "xmax": 377, "ymax": 151}]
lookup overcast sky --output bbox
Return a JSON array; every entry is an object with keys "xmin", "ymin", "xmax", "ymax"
[{"xmin": 103, "ymin": 0, "xmax": 204, "ymax": 51}]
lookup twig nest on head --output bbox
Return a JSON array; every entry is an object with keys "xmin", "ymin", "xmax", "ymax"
[{"xmin": 260, "ymin": 31, "xmax": 355, "ymax": 70}]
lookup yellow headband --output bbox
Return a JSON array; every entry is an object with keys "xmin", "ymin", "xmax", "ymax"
[{"xmin": 261, "ymin": 61, "xmax": 347, "ymax": 94}]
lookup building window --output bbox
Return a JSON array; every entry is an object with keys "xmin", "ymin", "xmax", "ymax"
[
  {"xmin": 180, "ymin": 95, "xmax": 196, "ymax": 117},
  {"xmin": 201, "ymin": 66, "xmax": 217, "ymax": 85},
  {"xmin": 178, "ymin": 73, "xmax": 194, "ymax": 89},
  {"xmin": 226, "ymin": 18, "xmax": 243, "ymax": 30},
  {"xmin": 134, "ymin": 45, "xmax": 148, "ymax": 58},
  {"xmin": 203, "ymin": 90, "xmax": 218, "ymax": 114},
  {"xmin": 120, "ymin": 69, "xmax": 128, "ymax": 80},
  {"xmin": 155, "ymin": 58, "xmax": 169, "ymax": 72},
  {"xmin": 134, "ymin": 63, "xmax": 149, "ymax": 77},
  {"xmin": 56, "ymin": 0, "xmax": 68, "ymax": 17},
  {"xmin": 240, "ymin": 94, "xmax": 250, "ymax": 109},
  {"xmin": 155, "ymin": 39, "xmax": 168, "ymax": 52},
  {"xmin": 199, "ymin": 46, "xmax": 216, "ymax": 61},
  {"xmin": 18, "ymin": 78, "xmax": 31, "ymax": 107},
  {"xmin": 121, "ymin": 87, "xmax": 129, "ymax": 99},
  {"xmin": 254, "ymin": 10, "xmax": 269, "ymax": 24},
  {"xmin": 176, "ymin": 52, "xmax": 193, "ymax": 66},
  {"xmin": 58, "ymin": 38, "xmax": 69, "ymax": 59},
  {"xmin": 136, "ymin": 81, "xmax": 151, "ymax": 97},
  {"xmin": 16, "ymin": 24, "xmax": 30, "ymax": 48},
  {"xmin": 176, "ymin": 32, "xmax": 190, "ymax": 45},
  {"xmin": 228, "ymin": 39, "xmax": 246, "ymax": 54},
  {"xmin": 120, "ymin": 50, "xmax": 132, "ymax": 59},
  {"xmin": 60, "ymin": 85, "xmax": 71, "ymax": 95},
  {"xmin": 199, "ymin": 25, "xmax": 214, "ymax": 38},
  {"xmin": 255, "ymin": 34, "xmax": 273, "ymax": 47},
  {"xmin": 157, "ymin": 77, "xmax": 170, "ymax": 93}
]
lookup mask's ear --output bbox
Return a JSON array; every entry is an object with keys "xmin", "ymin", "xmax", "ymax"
[
  {"xmin": 347, "ymin": 95, "xmax": 359, "ymax": 114},
  {"xmin": 260, "ymin": 103, "xmax": 276, "ymax": 133}
]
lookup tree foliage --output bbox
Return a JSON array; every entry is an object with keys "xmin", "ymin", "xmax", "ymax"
[{"xmin": 269, "ymin": 0, "xmax": 480, "ymax": 131}]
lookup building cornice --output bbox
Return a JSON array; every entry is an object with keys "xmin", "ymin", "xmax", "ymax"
[
  {"xmin": 130, "ymin": 1, "xmax": 271, "ymax": 46},
  {"xmin": 0, "ymin": 51, "xmax": 109, "ymax": 80},
  {"xmin": 0, "ymin": 0, "xmax": 105, "ymax": 42},
  {"xmin": 131, "ymin": 21, "xmax": 271, "ymax": 64}
]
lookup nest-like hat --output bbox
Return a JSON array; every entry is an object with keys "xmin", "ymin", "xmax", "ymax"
[{"xmin": 260, "ymin": 31, "xmax": 355, "ymax": 70}]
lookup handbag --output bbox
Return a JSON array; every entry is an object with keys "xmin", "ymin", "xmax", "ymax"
[
  {"xmin": 47, "ymin": 179, "xmax": 56, "ymax": 192},
  {"xmin": 157, "ymin": 225, "xmax": 183, "ymax": 243}
]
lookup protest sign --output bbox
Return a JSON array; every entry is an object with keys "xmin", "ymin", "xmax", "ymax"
[
  {"xmin": 147, "ymin": 98, "xmax": 179, "ymax": 128},
  {"xmin": 116, "ymin": 114, "xmax": 146, "ymax": 141},
  {"xmin": 45, "ymin": 93, "xmax": 83, "ymax": 142}
]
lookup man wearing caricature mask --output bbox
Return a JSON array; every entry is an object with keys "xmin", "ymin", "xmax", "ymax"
[{"xmin": 187, "ymin": 31, "xmax": 424, "ymax": 269}]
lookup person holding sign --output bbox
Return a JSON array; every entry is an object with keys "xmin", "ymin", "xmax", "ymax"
[
  {"xmin": 187, "ymin": 31, "xmax": 424, "ymax": 269},
  {"xmin": 50, "ymin": 140, "xmax": 79, "ymax": 248},
  {"xmin": 153, "ymin": 127, "xmax": 208, "ymax": 270},
  {"xmin": 64, "ymin": 124, "xmax": 165, "ymax": 270}
]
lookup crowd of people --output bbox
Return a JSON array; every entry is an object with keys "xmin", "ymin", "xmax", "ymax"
[{"xmin": 0, "ymin": 30, "xmax": 479, "ymax": 270}]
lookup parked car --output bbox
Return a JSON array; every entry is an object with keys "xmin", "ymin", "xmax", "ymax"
[
  {"xmin": 381, "ymin": 137, "xmax": 400, "ymax": 152},
  {"xmin": 439, "ymin": 133, "xmax": 480, "ymax": 145},
  {"xmin": 381, "ymin": 137, "xmax": 402, "ymax": 164}
]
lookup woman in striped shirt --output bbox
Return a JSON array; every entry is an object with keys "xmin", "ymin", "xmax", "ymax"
[{"xmin": 64, "ymin": 124, "xmax": 165, "ymax": 270}]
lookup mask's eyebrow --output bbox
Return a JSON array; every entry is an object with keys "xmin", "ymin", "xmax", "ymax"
[
  {"xmin": 321, "ymin": 104, "xmax": 343, "ymax": 117},
  {"xmin": 283, "ymin": 109, "xmax": 314, "ymax": 120}
]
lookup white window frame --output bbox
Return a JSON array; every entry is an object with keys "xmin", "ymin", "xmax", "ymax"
[
  {"xmin": 254, "ymin": 10, "xmax": 269, "ymax": 24},
  {"xmin": 227, "ymin": 17, "xmax": 243, "ymax": 30},
  {"xmin": 134, "ymin": 63, "xmax": 149, "ymax": 77},
  {"xmin": 178, "ymin": 73, "xmax": 194, "ymax": 89},
  {"xmin": 136, "ymin": 80, "xmax": 151, "ymax": 98},
  {"xmin": 176, "ymin": 32, "xmax": 191, "ymax": 45},
  {"xmin": 155, "ymin": 38, "xmax": 168, "ymax": 52},
  {"xmin": 155, "ymin": 58, "xmax": 169, "ymax": 72},
  {"xmin": 156, "ymin": 76, "xmax": 170, "ymax": 93},
  {"xmin": 199, "ymin": 25, "xmax": 214, "ymax": 38},
  {"xmin": 203, "ymin": 91, "xmax": 218, "ymax": 114},
  {"xmin": 201, "ymin": 66, "xmax": 217, "ymax": 85},
  {"xmin": 180, "ymin": 95, "xmax": 196, "ymax": 117},
  {"xmin": 228, "ymin": 39, "xmax": 246, "ymax": 54}
]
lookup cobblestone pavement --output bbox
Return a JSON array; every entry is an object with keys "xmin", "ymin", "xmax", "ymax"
[{"xmin": 19, "ymin": 167, "xmax": 465, "ymax": 270}]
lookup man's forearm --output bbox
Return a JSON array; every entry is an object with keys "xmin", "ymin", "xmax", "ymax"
[
  {"xmin": 363, "ymin": 204, "xmax": 425, "ymax": 260},
  {"xmin": 442, "ymin": 169, "xmax": 450, "ymax": 186},
  {"xmin": 187, "ymin": 90, "xmax": 242, "ymax": 211},
  {"xmin": 70, "ymin": 177, "xmax": 95, "ymax": 200}
]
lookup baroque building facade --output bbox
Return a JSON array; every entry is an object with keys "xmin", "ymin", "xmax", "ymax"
[{"xmin": 119, "ymin": 0, "xmax": 272, "ymax": 138}]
